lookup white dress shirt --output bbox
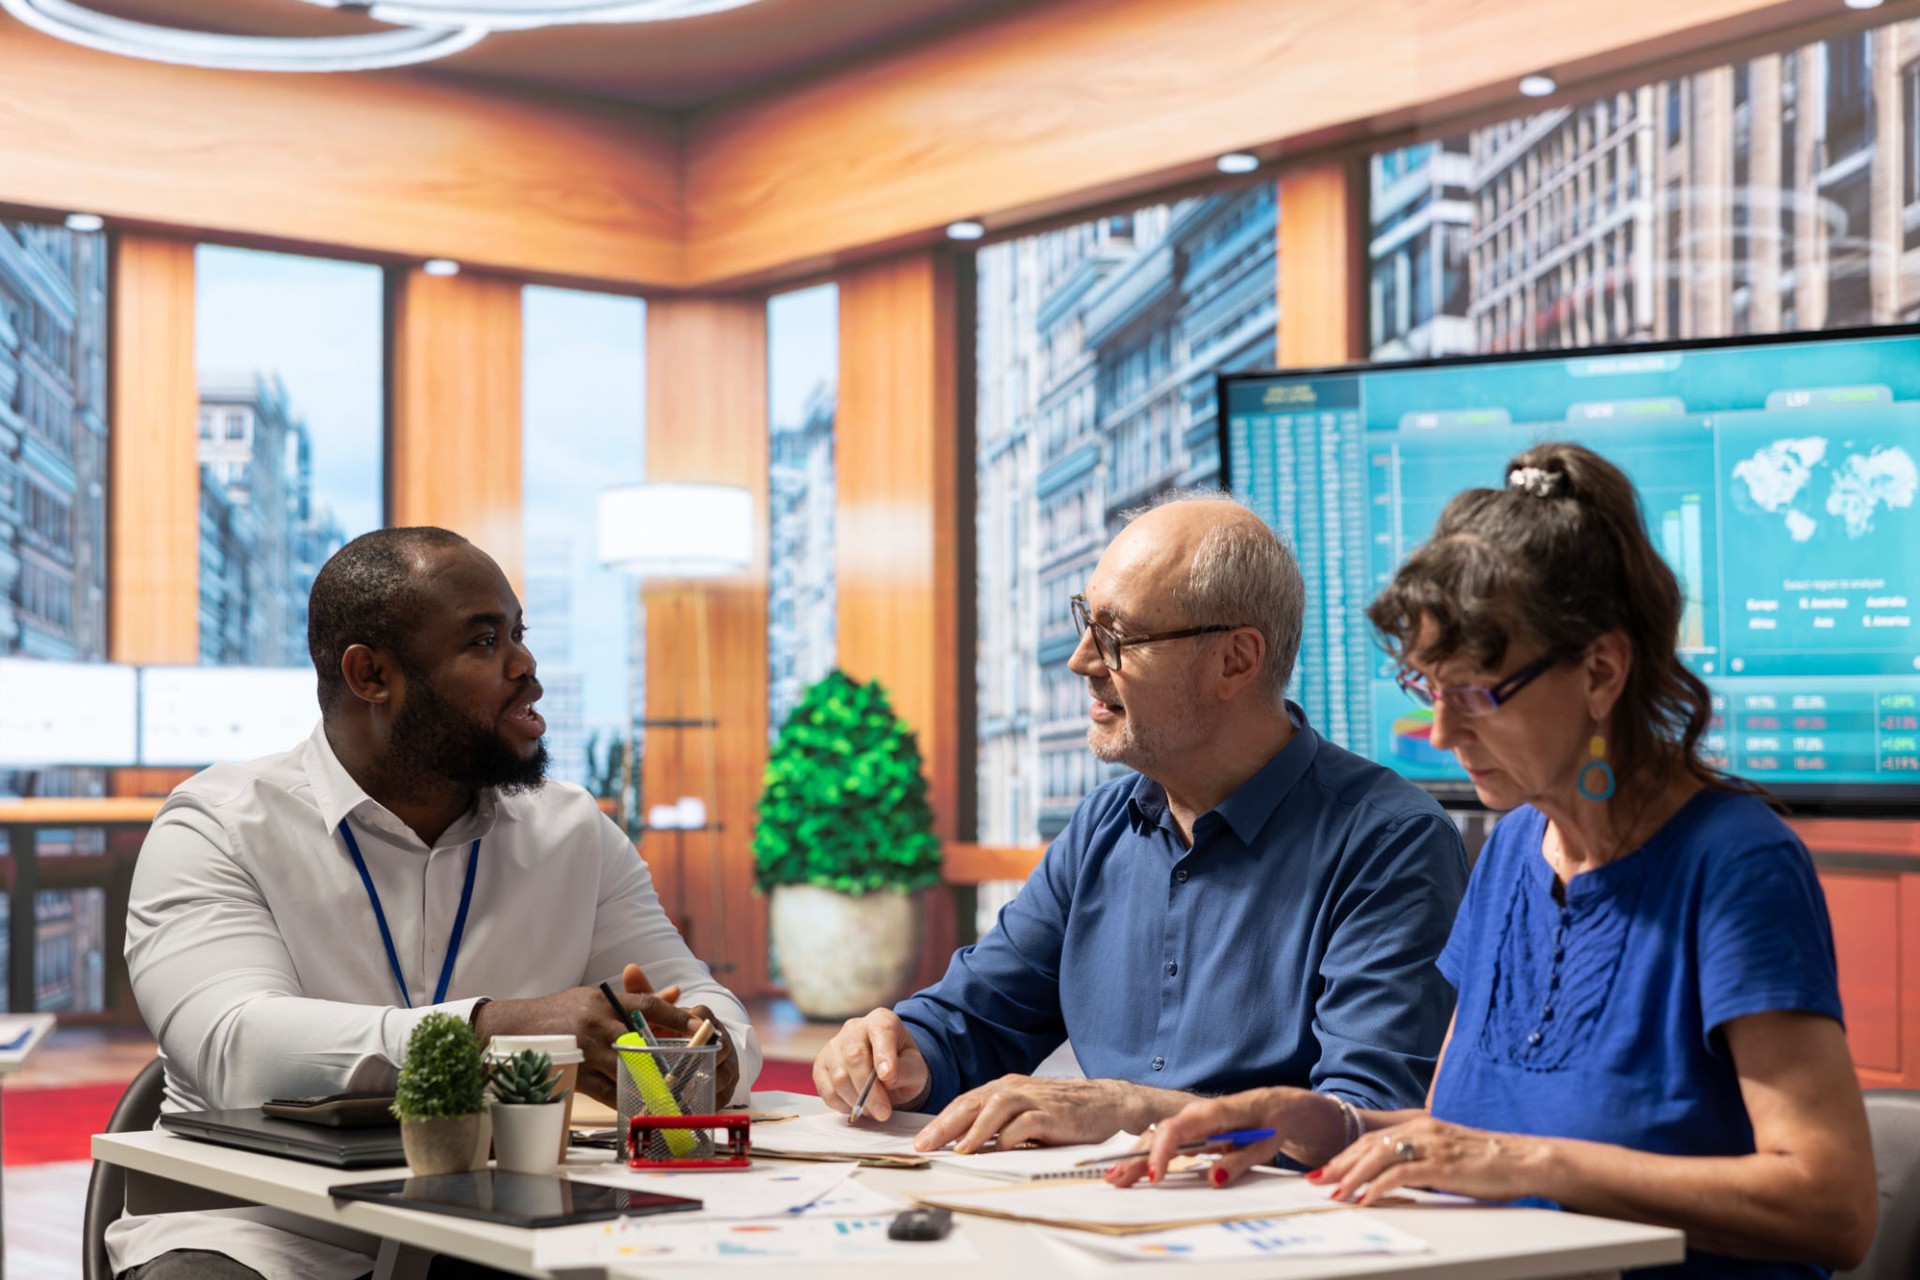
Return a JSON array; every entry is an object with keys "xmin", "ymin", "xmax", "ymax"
[{"xmin": 106, "ymin": 721, "xmax": 761, "ymax": 1279}]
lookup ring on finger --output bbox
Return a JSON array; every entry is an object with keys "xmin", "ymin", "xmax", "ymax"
[{"xmin": 1392, "ymin": 1138, "xmax": 1419, "ymax": 1163}]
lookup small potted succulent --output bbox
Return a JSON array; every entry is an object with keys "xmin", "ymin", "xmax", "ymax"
[
  {"xmin": 393, "ymin": 1012, "xmax": 488, "ymax": 1175},
  {"xmin": 487, "ymin": 1048, "xmax": 564, "ymax": 1175}
]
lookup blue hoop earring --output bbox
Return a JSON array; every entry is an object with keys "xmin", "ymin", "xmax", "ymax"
[{"xmin": 1577, "ymin": 730, "xmax": 1616, "ymax": 801}]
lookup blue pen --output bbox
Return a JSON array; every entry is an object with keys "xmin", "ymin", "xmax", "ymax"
[{"xmin": 1073, "ymin": 1127, "xmax": 1277, "ymax": 1167}]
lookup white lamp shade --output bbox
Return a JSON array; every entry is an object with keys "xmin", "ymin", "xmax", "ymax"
[{"xmin": 598, "ymin": 482, "xmax": 754, "ymax": 577}]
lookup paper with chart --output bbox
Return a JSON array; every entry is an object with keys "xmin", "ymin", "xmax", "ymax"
[
  {"xmin": 915, "ymin": 1167, "xmax": 1359, "ymax": 1234},
  {"xmin": 531, "ymin": 1215, "xmax": 978, "ymax": 1268},
  {"xmin": 563, "ymin": 1161, "xmax": 857, "ymax": 1221},
  {"xmin": 1044, "ymin": 1211, "xmax": 1430, "ymax": 1260}
]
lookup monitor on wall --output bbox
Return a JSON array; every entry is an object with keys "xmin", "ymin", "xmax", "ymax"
[{"xmin": 1218, "ymin": 325, "xmax": 1920, "ymax": 815}]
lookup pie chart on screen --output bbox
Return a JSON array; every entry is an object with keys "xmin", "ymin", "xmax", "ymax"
[{"xmin": 1391, "ymin": 709, "xmax": 1452, "ymax": 769}]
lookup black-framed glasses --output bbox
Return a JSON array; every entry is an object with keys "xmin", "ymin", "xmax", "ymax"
[
  {"xmin": 1070, "ymin": 594, "xmax": 1243, "ymax": 671},
  {"xmin": 1395, "ymin": 651, "xmax": 1565, "ymax": 717}
]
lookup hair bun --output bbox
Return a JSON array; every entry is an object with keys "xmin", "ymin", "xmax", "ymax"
[{"xmin": 1507, "ymin": 466, "xmax": 1564, "ymax": 498}]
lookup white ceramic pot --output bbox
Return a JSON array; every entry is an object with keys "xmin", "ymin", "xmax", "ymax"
[
  {"xmin": 490, "ymin": 1100, "xmax": 565, "ymax": 1175},
  {"xmin": 769, "ymin": 884, "xmax": 921, "ymax": 1020}
]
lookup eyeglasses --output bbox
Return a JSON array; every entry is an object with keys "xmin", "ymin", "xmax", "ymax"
[
  {"xmin": 1395, "ymin": 651, "xmax": 1564, "ymax": 717},
  {"xmin": 1070, "ymin": 594, "xmax": 1244, "ymax": 672}
]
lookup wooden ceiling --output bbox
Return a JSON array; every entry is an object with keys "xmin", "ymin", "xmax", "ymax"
[{"xmin": 82, "ymin": 0, "xmax": 1039, "ymax": 108}]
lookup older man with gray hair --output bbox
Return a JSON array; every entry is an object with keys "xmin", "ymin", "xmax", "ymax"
[{"xmin": 814, "ymin": 492, "xmax": 1468, "ymax": 1153}]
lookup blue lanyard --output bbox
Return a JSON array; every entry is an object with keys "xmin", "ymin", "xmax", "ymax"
[{"xmin": 338, "ymin": 819, "xmax": 480, "ymax": 1009}]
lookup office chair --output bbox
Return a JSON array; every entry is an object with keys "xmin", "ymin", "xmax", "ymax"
[
  {"xmin": 82, "ymin": 1057, "xmax": 166, "ymax": 1280},
  {"xmin": 1838, "ymin": 1088, "xmax": 1920, "ymax": 1280}
]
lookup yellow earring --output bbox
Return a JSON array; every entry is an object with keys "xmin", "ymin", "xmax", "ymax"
[{"xmin": 1578, "ymin": 728, "xmax": 1616, "ymax": 801}]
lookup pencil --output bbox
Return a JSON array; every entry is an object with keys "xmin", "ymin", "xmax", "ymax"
[{"xmin": 848, "ymin": 1069, "xmax": 879, "ymax": 1124}]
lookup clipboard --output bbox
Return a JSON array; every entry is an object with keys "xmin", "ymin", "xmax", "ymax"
[{"xmin": 751, "ymin": 1146, "xmax": 932, "ymax": 1169}]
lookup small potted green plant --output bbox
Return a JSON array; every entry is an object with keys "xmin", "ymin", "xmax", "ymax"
[
  {"xmin": 753, "ymin": 669, "xmax": 941, "ymax": 1018},
  {"xmin": 393, "ymin": 1012, "xmax": 488, "ymax": 1175},
  {"xmin": 486, "ymin": 1048, "xmax": 564, "ymax": 1175}
]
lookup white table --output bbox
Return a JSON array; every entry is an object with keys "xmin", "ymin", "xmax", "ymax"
[
  {"xmin": 92, "ymin": 1090, "xmax": 1685, "ymax": 1280},
  {"xmin": 0, "ymin": 1013, "xmax": 57, "ymax": 1280}
]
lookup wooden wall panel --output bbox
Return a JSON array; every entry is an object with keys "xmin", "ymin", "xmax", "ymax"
[
  {"xmin": 835, "ymin": 251, "xmax": 967, "ymax": 985},
  {"xmin": 1820, "ymin": 870, "xmax": 1903, "ymax": 1077},
  {"xmin": 386, "ymin": 269, "xmax": 525, "ymax": 588},
  {"xmin": 0, "ymin": 22, "xmax": 682, "ymax": 289},
  {"xmin": 683, "ymin": 0, "xmax": 1830, "ymax": 285},
  {"xmin": 109, "ymin": 234, "xmax": 199, "ymax": 666},
  {"xmin": 1278, "ymin": 164, "xmax": 1363, "ymax": 368},
  {"xmin": 641, "ymin": 298, "xmax": 771, "ymax": 996}
]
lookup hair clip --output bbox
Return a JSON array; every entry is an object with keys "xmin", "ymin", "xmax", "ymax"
[{"xmin": 1507, "ymin": 466, "xmax": 1560, "ymax": 498}]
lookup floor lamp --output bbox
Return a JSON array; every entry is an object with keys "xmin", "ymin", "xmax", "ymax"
[{"xmin": 597, "ymin": 482, "xmax": 754, "ymax": 972}]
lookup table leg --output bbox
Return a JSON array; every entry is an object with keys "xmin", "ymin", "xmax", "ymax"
[
  {"xmin": 2, "ymin": 1084, "xmax": 9, "ymax": 1280},
  {"xmin": 373, "ymin": 1239, "xmax": 433, "ymax": 1280}
]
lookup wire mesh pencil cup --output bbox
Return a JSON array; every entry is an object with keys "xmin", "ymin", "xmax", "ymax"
[{"xmin": 615, "ymin": 1039, "xmax": 718, "ymax": 1162}]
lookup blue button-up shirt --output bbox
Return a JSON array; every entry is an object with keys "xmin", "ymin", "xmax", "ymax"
[{"xmin": 897, "ymin": 706, "xmax": 1469, "ymax": 1112}]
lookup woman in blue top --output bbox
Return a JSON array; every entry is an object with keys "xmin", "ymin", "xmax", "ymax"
[{"xmin": 1114, "ymin": 443, "xmax": 1877, "ymax": 1276}]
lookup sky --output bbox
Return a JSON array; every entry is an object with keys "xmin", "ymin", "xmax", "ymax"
[
  {"xmin": 195, "ymin": 245, "xmax": 385, "ymax": 538},
  {"xmin": 769, "ymin": 284, "xmax": 837, "ymax": 432}
]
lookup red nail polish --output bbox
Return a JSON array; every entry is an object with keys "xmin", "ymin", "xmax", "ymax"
[
  {"xmin": 1305, "ymin": 1168, "xmax": 1324, "ymax": 1182},
  {"xmin": 1209, "ymin": 1167, "xmax": 1229, "ymax": 1188},
  {"xmin": 1329, "ymin": 1187, "xmax": 1344, "ymax": 1201}
]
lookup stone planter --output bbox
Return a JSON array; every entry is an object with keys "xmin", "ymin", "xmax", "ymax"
[
  {"xmin": 490, "ymin": 1101, "xmax": 565, "ymax": 1175},
  {"xmin": 770, "ymin": 884, "xmax": 920, "ymax": 1020},
  {"xmin": 399, "ymin": 1113, "xmax": 487, "ymax": 1176}
]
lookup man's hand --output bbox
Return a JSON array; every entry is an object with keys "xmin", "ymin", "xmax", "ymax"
[
  {"xmin": 813, "ymin": 1008, "xmax": 930, "ymax": 1122},
  {"xmin": 621, "ymin": 964, "xmax": 741, "ymax": 1103},
  {"xmin": 472, "ymin": 986, "xmax": 647, "ymax": 1106},
  {"xmin": 472, "ymin": 974, "xmax": 739, "ymax": 1107},
  {"xmin": 912, "ymin": 1075, "xmax": 1186, "ymax": 1154}
]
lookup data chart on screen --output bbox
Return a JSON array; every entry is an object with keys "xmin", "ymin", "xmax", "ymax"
[{"xmin": 1222, "ymin": 329, "xmax": 1920, "ymax": 809}]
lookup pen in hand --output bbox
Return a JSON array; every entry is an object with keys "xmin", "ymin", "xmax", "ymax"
[
  {"xmin": 847, "ymin": 1069, "xmax": 880, "ymax": 1125},
  {"xmin": 1072, "ymin": 1128, "xmax": 1277, "ymax": 1168},
  {"xmin": 598, "ymin": 979, "xmax": 654, "ymax": 1046}
]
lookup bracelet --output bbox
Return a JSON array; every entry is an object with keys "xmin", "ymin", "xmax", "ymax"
[{"xmin": 1323, "ymin": 1093, "xmax": 1362, "ymax": 1149}]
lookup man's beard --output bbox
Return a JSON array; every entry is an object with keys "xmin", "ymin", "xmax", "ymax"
[
  {"xmin": 1086, "ymin": 660, "xmax": 1209, "ymax": 774},
  {"xmin": 388, "ymin": 670, "xmax": 548, "ymax": 795}
]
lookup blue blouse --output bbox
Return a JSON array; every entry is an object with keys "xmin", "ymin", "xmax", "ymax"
[{"xmin": 1432, "ymin": 788, "xmax": 1844, "ymax": 1280}]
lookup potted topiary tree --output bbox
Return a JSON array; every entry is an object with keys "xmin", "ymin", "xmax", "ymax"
[
  {"xmin": 393, "ymin": 1012, "xmax": 488, "ymax": 1175},
  {"xmin": 753, "ymin": 669, "xmax": 941, "ymax": 1019},
  {"xmin": 487, "ymin": 1048, "xmax": 564, "ymax": 1175}
]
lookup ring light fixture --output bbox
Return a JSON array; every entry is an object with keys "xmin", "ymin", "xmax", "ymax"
[{"xmin": 0, "ymin": 0, "xmax": 762, "ymax": 71}]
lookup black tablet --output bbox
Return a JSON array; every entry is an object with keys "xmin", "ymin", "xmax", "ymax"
[{"xmin": 329, "ymin": 1170, "xmax": 700, "ymax": 1229}]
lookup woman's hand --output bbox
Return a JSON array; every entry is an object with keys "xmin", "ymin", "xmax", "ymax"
[
  {"xmin": 1105, "ymin": 1088, "xmax": 1315, "ymax": 1188},
  {"xmin": 1314, "ymin": 1116, "xmax": 1549, "ymax": 1206}
]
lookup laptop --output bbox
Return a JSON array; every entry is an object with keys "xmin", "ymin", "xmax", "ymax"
[{"xmin": 160, "ymin": 1109, "xmax": 407, "ymax": 1168}]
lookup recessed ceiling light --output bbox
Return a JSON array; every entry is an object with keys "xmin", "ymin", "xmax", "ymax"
[
  {"xmin": 64, "ymin": 212, "xmax": 105, "ymax": 233},
  {"xmin": 1216, "ymin": 152, "xmax": 1260, "ymax": 175},
  {"xmin": 1843, "ymin": 0, "xmax": 1883, "ymax": 10},
  {"xmin": 423, "ymin": 258, "xmax": 461, "ymax": 276},
  {"xmin": 1519, "ymin": 72, "xmax": 1558, "ymax": 98},
  {"xmin": 945, "ymin": 221, "xmax": 986, "ymax": 241}
]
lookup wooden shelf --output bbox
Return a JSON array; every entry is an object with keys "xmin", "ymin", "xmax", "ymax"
[
  {"xmin": 0, "ymin": 798, "xmax": 166, "ymax": 826},
  {"xmin": 941, "ymin": 843, "xmax": 1045, "ymax": 884}
]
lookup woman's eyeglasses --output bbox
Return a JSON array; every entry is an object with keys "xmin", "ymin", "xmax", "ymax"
[
  {"xmin": 1070, "ymin": 595, "xmax": 1243, "ymax": 672},
  {"xmin": 1395, "ymin": 651, "xmax": 1564, "ymax": 717}
]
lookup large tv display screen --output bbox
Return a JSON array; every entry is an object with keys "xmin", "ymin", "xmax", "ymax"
[{"xmin": 1219, "ymin": 327, "xmax": 1920, "ymax": 814}]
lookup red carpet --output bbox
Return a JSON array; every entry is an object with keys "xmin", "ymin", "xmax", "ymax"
[
  {"xmin": 753, "ymin": 1058, "xmax": 816, "ymax": 1094},
  {"xmin": 4, "ymin": 1081, "xmax": 129, "ymax": 1166},
  {"xmin": 1, "ymin": 1062, "xmax": 819, "ymax": 1169}
]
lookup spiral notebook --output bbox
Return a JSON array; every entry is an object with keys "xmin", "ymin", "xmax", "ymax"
[{"xmin": 926, "ymin": 1131, "xmax": 1145, "ymax": 1182}]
